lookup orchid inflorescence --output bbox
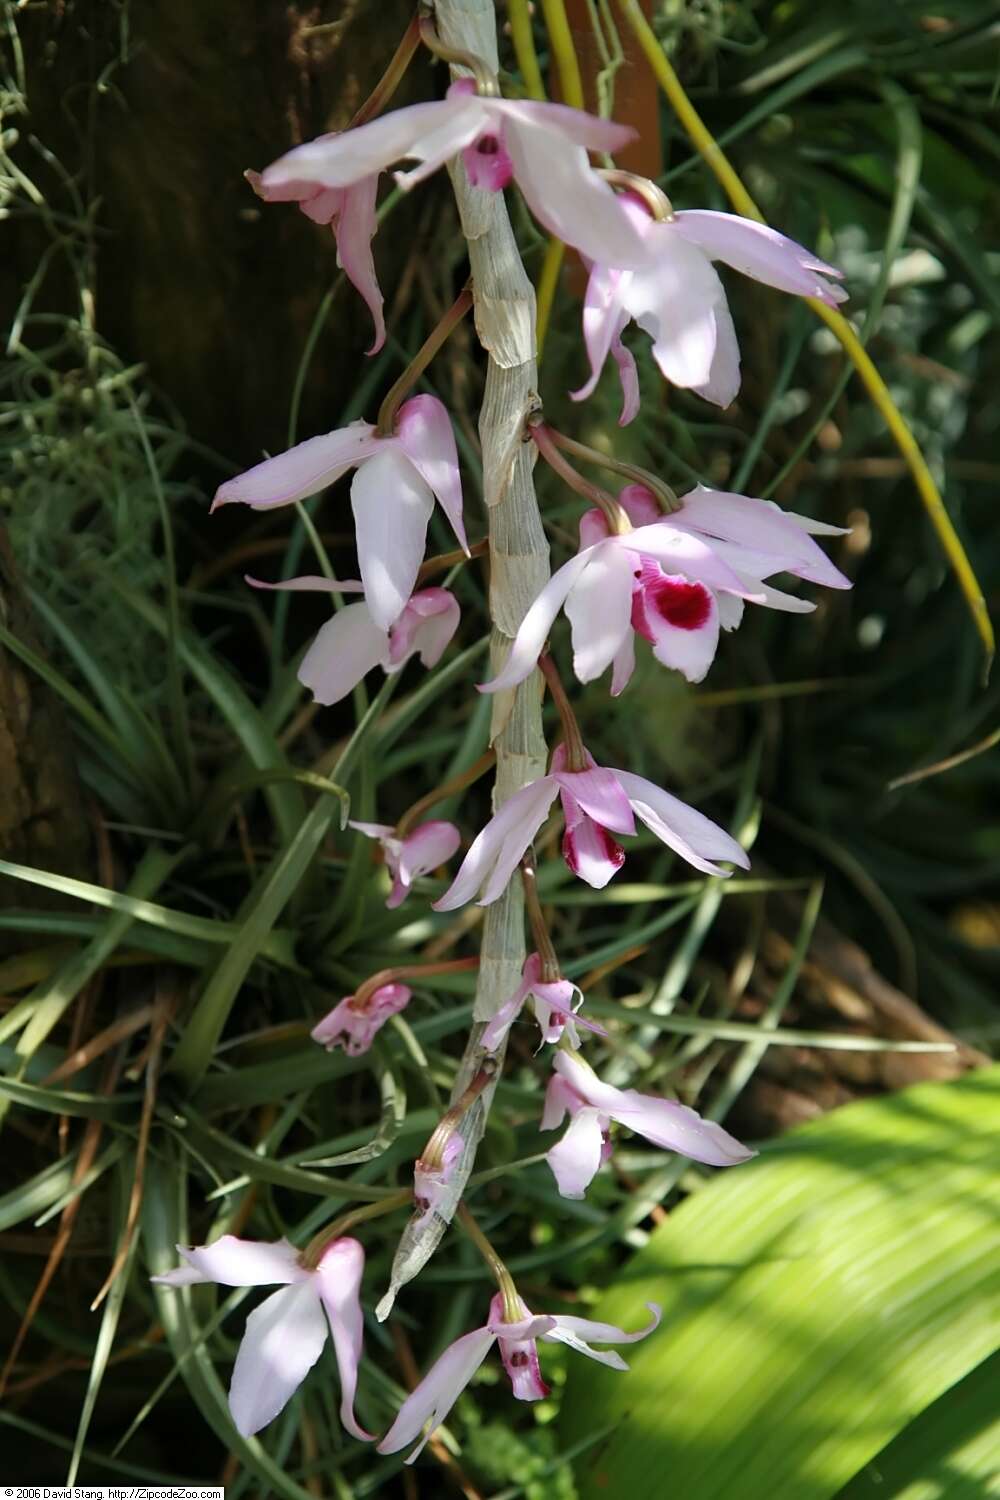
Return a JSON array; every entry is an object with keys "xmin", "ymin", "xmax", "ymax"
[{"xmin": 155, "ymin": 4, "xmax": 852, "ymax": 1465}]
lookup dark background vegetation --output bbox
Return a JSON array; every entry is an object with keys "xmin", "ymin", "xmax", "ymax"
[{"xmin": 1, "ymin": 1, "xmax": 997, "ymax": 1495}]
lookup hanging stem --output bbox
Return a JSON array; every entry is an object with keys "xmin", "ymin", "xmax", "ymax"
[
  {"xmin": 521, "ymin": 853, "xmax": 560, "ymax": 983},
  {"xmin": 528, "ymin": 417, "xmax": 631, "ymax": 533},
  {"xmin": 346, "ymin": 14, "xmax": 423, "ymax": 128},
  {"xmin": 538, "ymin": 651, "xmax": 587, "ymax": 773},
  {"xmin": 354, "ymin": 956, "xmax": 479, "ymax": 1009},
  {"xmin": 418, "ymin": 11, "xmax": 500, "ymax": 95},
  {"xmin": 597, "ymin": 167, "xmax": 674, "ymax": 221},
  {"xmin": 543, "ymin": 425, "xmax": 680, "ymax": 515},
  {"xmin": 616, "ymin": 0, "xmax": 993, "ymax": 673},
  {"xmin": 397, "ymin": 749, "xmax": 496, "ymax": 836},
  {"xmin": 416, "ymin": 535, "xmax": 489, "ymax": 585},
  {"xmin": 375, "ymin": 282, "xmax": 475, "ymax": 437},
  {"xmin": 300, "ymin": 1189, "xmax": 413, "ymax": 1271},
  {"xmin": 456, "ymin": 1203, "xmax": 522, "ymax": 1322}
]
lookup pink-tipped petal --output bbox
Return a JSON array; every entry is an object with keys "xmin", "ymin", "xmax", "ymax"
[
  {"xmin": 611, "ymin": 321, "xmax": 641, "ymax": 426},
  {"xmin": 334, "ymin": 175, "xmax": 385, "ymax": 355},
  {"xmin": 297, "ymin": 602, "xmax": 388, "ymax": 707},
  {"xmin": 154, "ymin": 1236, "xmax": 304, "ymax": 1288},
  {"xmin": 617, "ymin": 486, "xmax": 662, "ymax": 528},
  {"xmin": 310, "ymin": 984, "xmax": 412, "ymax": 1055},
  {"xmin": 561, "ymin": 809, "xmax": 626, "ymax": 890},
  {"xmin": 672, "ymin": 211, "xmax": 847, "ymax": 305},
  {"xmin": 563, "ymin": 541, "xmax": 636, "ymax": 684},
  {"xmin": 615, "ymin": 768, "xmax": 749, "ymax": 877},
  {"xmin": 479, "ymin": 548, "xmax": 600, "ymax": 694},
  {"xmin": 692, "ymin": 296, "xmax": 741, "ymax": 409},
  {"xmin": 579, "ymin": 506, "xmax": 612, "ymax": 549},
  {"xmin": 503, "ymin": 116, "xmax": 648, "ymax": 270},
  {"xmin": 386, "ymin": 589, "xmax": 460, "ymax": 671},
  {"xmin": 495, "ymin": 98, "xmax": 636, "ymax": 155},
  {"xmin": 433, "ymin": 777, "xmax": 560, "ymax": 910},
  {"xmin": 551, "ymin": 748, "xmax": 636, "ymax": 835},
  {"xmin": 546, "ymin": 1106, "xmax": 607, "ymax": 1199},
  {"xmin": 394, "ymin": 396, "xmax": 468, "ymax": 553},
  {"xmin": 261, "ymin": 99, "xmax": 477, "ymax": 190},
  {"xmin": 348, "ymin": 820, "xmax": 396, "ymax": 841},
  {"xmin": 621, "ymin": 229, "xmax": 729, "ymax": 392},
  {"xmin": 397, "ymin": 821, "xmax": 462, "ymax": 887},
  {"xmin": 542, "ymin": 1303, "xmax": 661, "ymax": 1369},
  {"xmin": 228, "ymin": 1282, "xmax": 328, "ymax": 1437},
  {"xmin": 376, "ymin": 1326, "xmax": 496, "ymax": 1462},
  {"xmin": 541, "ymin": 1072, "xmax": 583, "ymax": 1132},
  {"xmin": 212, "ymin": 423, "xmax": 380, "ymax": 511},
  {"xmin": 351, "ymin": 448, "xmax": 435, "ymax": 631},
  {"xmin": 315, "ymin": 1237, "xmax": 375, "ymax": 1442}
]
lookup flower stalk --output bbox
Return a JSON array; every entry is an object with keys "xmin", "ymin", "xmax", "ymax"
[
  {"xmin": 417, "ymin": 10, "xmax": 500, "ymax": 96},
  {"xmin": 528, "ymin": 416, "xmax": 632, "ymax": 534},
  {"xmin": 347, "ymin": 14, "xmax": 423, "ymax": 129},
  {"xmin": 396, "ymin": 748, "xmax": 496, "ymax": 837},
  {"xmin": 353, "ymin": 956, "xmax": 479, "ymax": 1011},
  {"xmin": 300, "ymin": 1190, "xmax": 414, "ymax": 1271},
  {"xmin": 375, "ymin": 281, "xmax": 474, "ymax": 436},
  {"xmin": 541, "ymin": 424, "xmax": 681, "ymax": 515},
  {"xmin": 456, "ymin": 1202, "xmax": 522, "ymax": 1323},
  {"xmin": 597, "ymin": 167, "xmax": 675, "ymax": 221},
  {"xmin": 520, "ymin": 852, "xmax": 560, "ymax": 984},
  {"xmin": 538, "ymin": 652, "xmax": 587, "ymax": 774}
]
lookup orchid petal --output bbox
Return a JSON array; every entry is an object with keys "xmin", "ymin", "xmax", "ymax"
[
  {"xmin": 503, "ymin": 115, "xmax": 647, "ymax": 269},
  {"xmin": 617, "ymin": 486, "xmax": 662, "ymax": 528},
  {"xmin": 551, "ymin": 751, "xmax": 635, "ymax": 835},
  {"xmin": 622, "ymin": 231, "xmax": 729, "ymax": 392},
  {"xmin": 376, "ymin": 1326, "xmax": 496, "ymax": 1462},
  {"xmin": 493, "ymin": 98, "xmax": 636, "ymax": 155},
  {"xmin": 561, "ymin": 806, "xmax": 626, "ymax": 890},
  {"xmin": 615, "ymin": 768, "xmax": 749, "ymax": 876},
  {"xmin": 673, "ymin": 486, "xmax": 851, "ymax": 588},
  {"xmin": 212, "ymin": 423, "xmax": 380, "ymax": 511},
  {"xmin": 541, "ymin": 1072, "xmax": 582, "ymax": 1132},
  {"xmin": 610, "ymin": 628, "xmax": 636, "ymax": 697},
  {"xmin": 624, "ymin": 525, "xmax": 759, "ymax": 597},
  {"xmin": 386, "ymin": 589, "xmax": 460, "ymax": 671},
  {"xmin": 692, "ymin": 295, "xmax": 741, "ymax": 409},
  {"xmin": 315, "ymin": 1238, "xmax": 374, "ymax": 1441},
  {"xmin": 542, "ymin": 1303, "xmax": 661, "ymax": 1369},
  {"xmin": 348, "ymin": 820, "xmax": 396, "ymax": 841},
  {"xmin": 614, "ymin": 1092, "xmax": 756, "ymax": 1166},
  {"xmin": 153, "ymin": 1236, "xmax": 304, "ymax": 1288},
  {"xmin": 394, "ymin": 396, "xmax": 467, "ymax": 552},
  {"xmin": 229, "ymin": 1282, "xmax": 327, "ymax": 1437},
  {"xmin": 672, "ymin": 211, "xmax": 847, "ymax": 305},
  {"xmin": 245, "ymin": 574, "xmax": 365, "ymax": 595},
  {"xmin": 334, "ymin": 175, "xmax": 385, "ymax": 354},
  {"xmin": 630, "ymin": 561, "xmax": 720, "ymax": 684},
  {"xmin": 396, "ymin": 821, "xmax": 462, "ymax": 886},
  {"xmin": 563, "ymin": 541, "xmax": 636, "ymax": 684},
  {"xmin": 570, "ymin": 263, "xmax": 629, "ymax": 405},
  {"xmin": 479, "ymin": 548, "xmax": 602, "ymax": 693},
  {"xmin": 297, "ymin": 603, "xmax": 388, "ymax": 707},
  {"xmin": 351, "ymin": 448, "xmax": 434, "ymax": 631},
  {"xmin": 546, "ymin": 1106, "xmax": 607, "ymax": 1199},
  {"xmin": 433, "ymin": 778, "xmax": 560, "ymax": 910},
  {"xmin": 261, "ymin": 99, "xmax": 479, "ymax": 189}
]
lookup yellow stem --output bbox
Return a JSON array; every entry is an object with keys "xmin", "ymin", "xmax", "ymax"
[
  {"xmin": 508, "ymin": 0, "xmax": 547, "ymax": 102},
  {"xmin": 535, "ymin": 236, "xmax": 565, "ymax": 361},
  {"xmin": 541, "ymin": 0, "xmax": 586, "ymax": 108},
  {"xmin": 616, "ymin": 0, "xmax": 994, "ymax": 674}
]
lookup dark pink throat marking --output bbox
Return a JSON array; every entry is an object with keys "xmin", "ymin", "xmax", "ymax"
[{"xmin": 635, "ymin": 576, "xmax": 712, "ymax": 635}]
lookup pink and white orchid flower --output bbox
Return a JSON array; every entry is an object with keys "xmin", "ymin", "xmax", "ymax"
[
  {"xmin": 214, "ymin": 394, "xmax": 466, "ymax": 631},
  {"xmin": 350, "ymin": 818, "xmax": 461, "ymax": 909},
  {"xmin": 247, "ymin": 167, "xmax": 384, "ymax": 354},
  {"xmin": 247, "ymin": 578, "xmax": 460, "ymax": 707},
  {"xmin": 543, "ymin": 1050, "xmax": 755, "ymax": 1199},
  {"xmin": 480, "ymin": 951, "xmax": 607, "ymax": 1052},
  {"xmin": 572, "ymin": 195, "xmax": 847, "ymax": 421},
  {"xmin": 311, "ymin": 982, "xmax": 412, "ymax": 1056},
  {"xmin": 377, "ymin": 1291, "xmax": 660, "ymax": 1462},
  {"xmin": 434, "ymin": 745, "xmax": 748, "ymax": 911},
  {"xmin": 259, "ymin": 81, "xmax": 649, "ymax": 270},
  {"xmin": 481, "ymin": 484, "xmax": 849, "ymax": 696},
  {"xmin": 151, "ymin": 1236, "xmax": 372, "ymax": 1441}
]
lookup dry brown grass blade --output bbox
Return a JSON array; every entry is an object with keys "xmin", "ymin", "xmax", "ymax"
[
  {"xmin": 0, "ymin": 1050, "xmax": 121, "ymax": 1400},
  {"xmin": 43, "ymin": 1002, "xmax": 157, "ymax": 1086}
]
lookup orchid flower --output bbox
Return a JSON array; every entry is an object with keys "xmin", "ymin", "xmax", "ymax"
[
  {"xmin": 543, "ymin": 1050, "xmax": 755, "ymax": 1199},
  {"xmin": 434, "ymin": 745, "xmax": 747, "ymax": 910},
  {"xmin": 377, "ymin": 1291, "xmax": 660, "ymax": 1462},
  {"xmin": 571, "ymin": 195, "xmax": 847, "ymax": 421},
  {"xmin": 151, "ymin": 1236, "xmax": 372, "ymax": 1440},
  {"xmin": 349, "ymin": 818, "xmax": 461, "ymax": 908},
  {"xmin": 480, "ymin": 951, "xmax": 607, "ymax": 1052},
  {"xmin": 247, "ymin": 578, "xmax": 459, "ymax": 706},
  {"xmin": 412, "ymin": 1134, "xmax": 464, "ymax": 1227},
  {"xmin": 259, "ymin": 81, "xmax": 650, "ymax": 270},
  {"xmin": 311, "ymin": 982, "xmax": 412, "ymax": 1056},
  {"xmin": 247, "ymin": 167, "xmax": 384, "ymax": 354},
  {"xmin": 481, "ymin": 484, "xmax": 849, "ymax": 696},
  {"xmin": 214, "ymin": 394, "xmax": 466, "ymax": 631}
]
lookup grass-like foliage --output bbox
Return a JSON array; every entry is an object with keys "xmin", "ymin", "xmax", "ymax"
[{"xmin": 1, "ymin": 0, "xmax": 997, "ymax": 1494}]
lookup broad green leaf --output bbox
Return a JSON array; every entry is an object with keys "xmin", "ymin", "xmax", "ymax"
[{"xmin": 561, "ymin": 1067, "xmax": 1000, "ymax": 1500}]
